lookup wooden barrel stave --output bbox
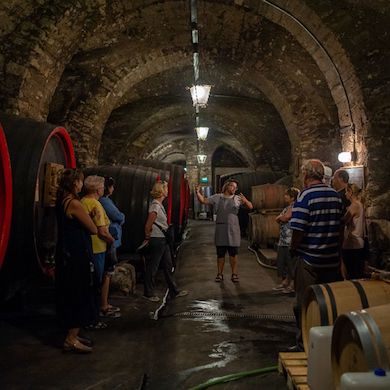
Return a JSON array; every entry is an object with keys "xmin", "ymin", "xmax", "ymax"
[
  {"xmin": 249, "ymin": 211, "xmax": 280, "ymax": 247},
  {"xmin": 0, "ymin": 114, "xmax": 76, "ymax": 299},
  {"xmin": 331, "ymin": 304, "xmax": 390, "ymax": 388},
  {"xmin": 85, "ymin": 165, "xmax": 163, "ymax": 254},
  {"xmin": 220, "ymin": 171, "xmax": 284, "ymax": 235},
  {"xmin": 302, "ymin": 280, "xmax": 390, "ymax": 352},
  {"xmin": 251, "ymin": 184, "xmax": 287, "ymax": 210}
]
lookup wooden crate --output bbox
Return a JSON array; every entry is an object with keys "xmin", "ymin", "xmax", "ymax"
[{"xmin": 278, "ymin": 352, "xmax": 309, "ymax": 390}]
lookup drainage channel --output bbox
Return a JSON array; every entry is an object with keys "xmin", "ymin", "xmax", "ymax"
[{"xmin": 174, "ymin": 311, "xmax": 295, "ymax": 321}]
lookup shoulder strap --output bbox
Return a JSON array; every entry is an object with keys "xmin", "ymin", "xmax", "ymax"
[
  {"xmin": 153, "ymin": 222, "xmax": 166, "ymax": 233},
  {"xmin": 63, "ymin": 196, "xmax": 74, "ymax": 214},
  {"xmin": 158, "ymin": 202, "xmax": 167, "ymax": 215}
]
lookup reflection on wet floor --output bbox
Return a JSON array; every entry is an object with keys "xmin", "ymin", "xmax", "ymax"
[
  {"xmin": 0, "ymin": 220, "xmax": 294, "ymax": 389},
  {"xmin": 178, "ymin": 340, "xmax": 238, "ymax": 379},
  {"xmin": 185, "ymin": 299, "xmax": 231, "ymax": 333}
]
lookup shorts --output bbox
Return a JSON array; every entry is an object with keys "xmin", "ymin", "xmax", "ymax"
[
  {"xmin": 216, "ymin": 246, "xmax": 239, "ymax": 257},
  {"xmin": 104, "ymin": 245, "xmax": 118, "ymax": 276},
  {"xmin": 93, "ymin": 252, "xmax": 106, "ymax": 283}
]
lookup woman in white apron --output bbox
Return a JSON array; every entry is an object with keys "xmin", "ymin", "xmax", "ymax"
[{"xmin": 196, "ymin": 179, "xmax": 253, "ymax": 283}]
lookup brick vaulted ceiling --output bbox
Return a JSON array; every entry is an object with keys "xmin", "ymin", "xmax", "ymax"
[{"xmin": 0, "ymin": 1, "xmax": 389, "ymax": 185}]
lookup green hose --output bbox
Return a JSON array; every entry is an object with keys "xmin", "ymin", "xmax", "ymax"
[{"xmin": 188, "ymin": 365, "xmax": 278, "ymax": 390}]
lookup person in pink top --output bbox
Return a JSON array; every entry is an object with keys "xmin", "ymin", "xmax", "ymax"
[{"xmin": 341, "ymin": 183, "xmax": 365, "ymax": 279}]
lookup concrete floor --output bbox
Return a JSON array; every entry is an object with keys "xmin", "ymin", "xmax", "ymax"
[{"xmin": 0, "ymin": 220, "xmax": 296, "ymax": 389}]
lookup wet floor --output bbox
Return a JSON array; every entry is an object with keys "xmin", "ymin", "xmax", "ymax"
[{"xmin": 0, "ymin": 220, "xmax": 295, "ymax": 389}]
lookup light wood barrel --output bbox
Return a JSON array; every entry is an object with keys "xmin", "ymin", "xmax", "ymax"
[
  {"xmin": 331, "ymin": 304, "xmax": 390, "ymax": 389},
  {"xmin": 302, "ymin": 280, "xmax": 390, "ymax": 353},
  {"xmin": 251, "ymin": 184, "xmax": 287, "ymax": 210},
  {"xmin": 249, "ymin": 211, "xmax": 280, "ymax": 247}
]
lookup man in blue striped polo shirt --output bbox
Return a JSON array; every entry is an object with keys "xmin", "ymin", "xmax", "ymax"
[{"xmin": 290, "ymin": 159, "xmax": 343, "ymax": 350}]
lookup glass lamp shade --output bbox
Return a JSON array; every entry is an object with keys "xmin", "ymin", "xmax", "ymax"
[
  {"xmin": 190, "ymin": 85, "xmax": 211, "ymax": 107},
  {"xmin": 197, "ymin": 154, "xmax": 207, "ymax": 164},
  {"xmin": 338, "ymin": 151, "xmax": 352, "ymax": 163},
  {"xmin": 195, "ymin": 126, "xmax": 209, "ymax": 141}
]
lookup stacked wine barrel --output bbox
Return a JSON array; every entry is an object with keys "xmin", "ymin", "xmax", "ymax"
[
  {"xmin": 299, "ymin": 278, "xmax": 390, "ymax": 388},
  {"xmin": 219, "ymin": 170, "xmax": 284, "ymax": 236},
  {"xmin": 248, "ymin": 183, "xmax": 287, "ymax": 248},
  {"xmin": 85, "ymin": 162, "xmax": 189, "ymax": 254},
  {"xmin": 0, "ymin": 114, "xmax": 190, "ymax": 301},
  {"xmin": 0, "ymin": 114, "xmax": 76, "ymax": 300}
]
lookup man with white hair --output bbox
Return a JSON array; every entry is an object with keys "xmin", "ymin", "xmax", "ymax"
[{"xmin": 290, "ymin": 159, "xmax": 343, "ymax": 350}]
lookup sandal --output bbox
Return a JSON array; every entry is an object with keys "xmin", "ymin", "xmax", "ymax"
[
  {"xmin": 175, "ymin": 290, "xmax": 189, "ymax": 298},
  {"xmin": 107, "ymin": 305, "xmax": 120, "ymax": 313},
  {"xmin": 215, "ymin": 274, "xmax": 224, "ymax": 282},
  {"xmin": 85, "ymin": 321, "xmax": 108, "ymax": 330},
  {"xmin": 100, "ymin": 309, "xmax": 121, "ymax": 318},
  {"xmin": 231, "ymin": 274, "xmax": 239, "ymax": 283}
]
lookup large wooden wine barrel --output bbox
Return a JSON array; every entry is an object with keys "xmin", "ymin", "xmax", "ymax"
[
  {"xmin": 219, "ymin": 170, "xmax": 284, "ymax": 198},
  {"xmin": 0, "ymin": 122, "xmax": 12, "ymax": 271},
  {"xmin": 220, "ymin": 170, "xmax": 284, "ymax": 236},
  {"xmin": 0, "ymin": 114, "xmax": 76, "ymax": 299},
  {"xmin": 135, "ymin": 160, "xmax": 187, "ymax": 240},
  {"xmin": 251, "ymin": 184, "xmax": 287, "ymax": 210},
  {"xmin": 248, "ymin": 211, "xmax": 280, "ymax": 248},
  {"xmin": 274, "ymin": 175, "xmax": 294, "ymax": 187},
  {"xmin": 85, "ymin": 165, "xmax": 166, "ymax": 253},
  {"xmin": 331, "ymin": 304, "xmax": 390, "ymax": 388},
  {"xmin": 302, "ymin": 280, "xmax": 390, "ymax": 353}
]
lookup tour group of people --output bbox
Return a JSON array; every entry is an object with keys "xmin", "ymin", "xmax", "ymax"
[
  {"xmin": 55, "ymin": 172, "xmax": 184, "ymax": 353},
  {"xmin": 196, "ymin": 158, "xmax": 367, "ymax": 351},
  {"xmin": 55, "ymin": 158, "xmax": 366, "ymax": 353}
]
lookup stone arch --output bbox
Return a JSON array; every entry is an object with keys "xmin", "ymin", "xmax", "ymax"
[
  {"xmin": 246, "ymin": 0, "xmax": 367, "ymax": 162},
  {"xmin": 0, "ymin": 1, "xmax": 102, "ymax": 120},
  {"xmin": 61, "ymin": 0, "xmax": 350, "ymax": 168}
]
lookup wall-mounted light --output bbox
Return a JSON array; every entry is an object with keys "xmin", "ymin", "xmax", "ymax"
[
  {"xmin": 195, "ymin": 126, "xmax": 209, "ymax": 141},
  {"xmin": 197, "ymin": 154, "xmax": 207, "ymax": 164},
  {"xmin": 338, "ymin": 151, "xmax": 352, "ymax": 163},
  {"xmin": 189, "ymin": 85, "xmax": 211, "ymax": 107}
]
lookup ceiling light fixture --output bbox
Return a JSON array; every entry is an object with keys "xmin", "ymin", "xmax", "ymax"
[
  {"xmin": 190, "ymin": 84, "xmax": 211, "ymax": 108},
  {"xmin": 195, "ymin": 126, "xmax": 209, "ymax": 141},
  {"xmin": 197, "ymin": 154, "xmax": 207, "ymax": 164}
]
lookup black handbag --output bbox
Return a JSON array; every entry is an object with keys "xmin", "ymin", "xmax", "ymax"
[{"xmin": 154, "ymin": 222, "xmax": 175, "ymax": 245}]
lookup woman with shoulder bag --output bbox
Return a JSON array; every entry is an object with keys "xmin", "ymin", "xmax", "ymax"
[{"xmin": 142, "ymin": 180, "xmax": 188, "ymax": 302}]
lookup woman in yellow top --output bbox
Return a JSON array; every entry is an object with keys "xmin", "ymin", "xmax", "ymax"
[{"xmin": 81, "ymin": 176, "xmax": 118, "ymax": 325}]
